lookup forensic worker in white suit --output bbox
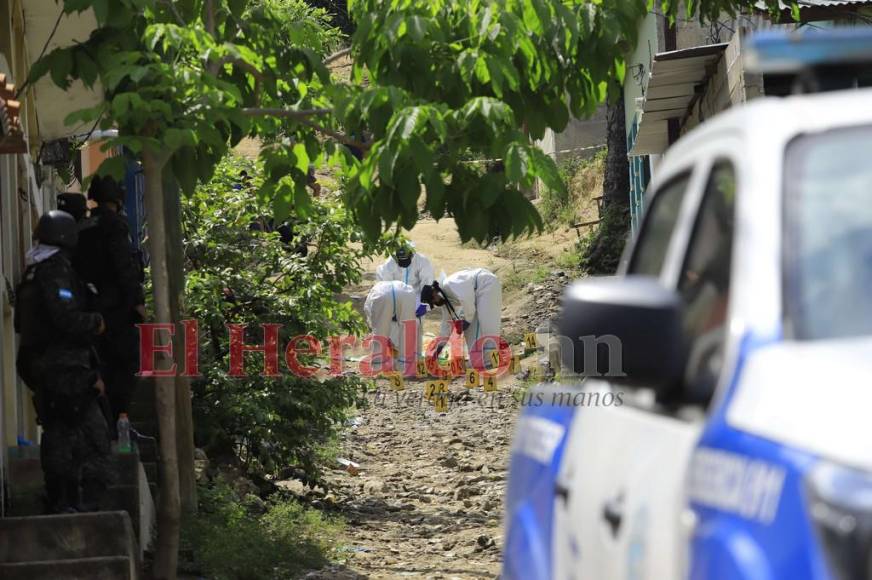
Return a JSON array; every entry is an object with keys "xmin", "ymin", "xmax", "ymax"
[
  {"xmin": 364, "ymin": 280, "xmax": 422, "ymax": 372},
  {"xmin": 420, "ymin": 268, "xmax": 502, "ymax": 366},
  {"xmin": 375, "ymin": 242, "xmax": 434, "ymax": 359}
]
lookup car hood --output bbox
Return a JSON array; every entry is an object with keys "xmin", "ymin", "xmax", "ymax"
[{"xmin": 727, "ymin": 335, "xmax": 872, "ymax": 472}]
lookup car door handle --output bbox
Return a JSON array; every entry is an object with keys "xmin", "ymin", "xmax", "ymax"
[
  {"xmin": 602, "ymin": 493, "xmax": 625, "ymax": 537},
  {"xmin": 555, "ymin": 481, "xmax": 570, "ymax": 502}
]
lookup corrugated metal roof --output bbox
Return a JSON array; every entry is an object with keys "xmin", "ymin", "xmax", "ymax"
[
  {"xmin": 629, "ymin": 44, "xmax": 728, "ymax": 156},
  {"xmin": 756, "ymin": 0, "xmax": 872, "ymax": 14}
]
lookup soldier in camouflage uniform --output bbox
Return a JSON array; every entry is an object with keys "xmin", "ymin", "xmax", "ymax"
[
  {"xmin": 73, "ymin": 176, "xmax": 145, "ymax": 426},
  {"xmin": 15, "ymin": 210, "xmax": 111, "ymax": 513}
]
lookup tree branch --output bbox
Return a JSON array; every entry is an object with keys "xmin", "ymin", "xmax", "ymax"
[
  {"xmin": 241, "ymin": 107, "xmax": 332, "ymax": 119},
  {"xmin": 241, "ymin": 108, "xmax": 369, "ymax": 151},
  {"xmin": 324, "ymin": 47, "xmax": 352, "ymax": 66},
  {"xmin": 297, "ymin": 117, "xmax": 370, "ymax": 152},
  {"xmin": 158, "ymin": 0, "xmax": 186, "ymax": 26},
  {"xmin": 205, "ymin": 0, "xmax": 216, "ymax": 36}
]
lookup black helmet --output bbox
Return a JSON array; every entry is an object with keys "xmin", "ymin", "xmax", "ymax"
[
  {"xmin": 36, "ymin": 210, "xmax": 78, "ymax": 249},
  {"xmin": 395, "ymin": 243, "xmax": 414, "ymax": 266},
  {"xmin": 57, "ymin": 192, "xmax": 87, "ymax": 221},
  {"xmin": 88, "ymin": 175, "xmax": 125, "ymax": 204}
]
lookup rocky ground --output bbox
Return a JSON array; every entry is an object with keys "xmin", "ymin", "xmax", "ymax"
[{"xmin": 302, "ymin": 376, "xmax": 525, "ymax": 579}]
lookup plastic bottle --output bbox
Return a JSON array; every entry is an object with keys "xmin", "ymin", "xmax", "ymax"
[{"xmin": 117, "ymin": 413, "xmax": 132, "ymax": 453}]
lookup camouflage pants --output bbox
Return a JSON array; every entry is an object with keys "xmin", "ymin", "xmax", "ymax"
[{"xmin": 37, "ymin": 365, "xmax": 113, "ymax": 511}]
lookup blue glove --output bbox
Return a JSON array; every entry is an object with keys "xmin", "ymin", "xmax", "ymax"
[{"xmin": 415, "ymin": 304, "xmax": 428, "ymax": 318}]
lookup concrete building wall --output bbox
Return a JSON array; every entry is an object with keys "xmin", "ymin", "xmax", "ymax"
[
  {"xmin": 624, "ymin": 13, "xmax": 662, "ymax": 138},
  {"xmin": 538, "ymin": 106, "xmax": 607, "ymax": 164}
]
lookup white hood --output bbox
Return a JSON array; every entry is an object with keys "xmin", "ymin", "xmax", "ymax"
[{"xmin": 728, "ymin": 336, "xmax": 872, "ymax": 471}]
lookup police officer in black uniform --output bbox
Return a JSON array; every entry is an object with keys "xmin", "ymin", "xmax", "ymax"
[
  {"xmin": 73, "ymin": 175, "xmax": 146, "ymax": 426},
  {"xmin": 57, "ymin": 192, "xmax": 88, "ymax": 222},
  {"xmin": 15, "ymin": 210, "xmax": 111, "ymax": 512}
]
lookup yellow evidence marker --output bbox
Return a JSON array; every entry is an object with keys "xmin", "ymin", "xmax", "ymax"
[
  {"xmin": 509, "ymin": 354, "xmax": 522, "ymax": 374},
  {"xmin": 524, "ymin": 332, "xmax": 538, "ymax": 350},
  {"xmin": 434, "ymin": 389, "xmax": 450, "ymax": 413},
  {"xmin": 416, "ymin": 359, "xmax": 428, "ymax": 378},
  {"xmin": 424, "ymin": 380, "xmax": 437, "ymax": 402},
  {"xmin": 465, "ymin": 368, "xmax": 479, "ymax": 389},
  {"xmin": 424, "ymin": 379, "xmax": 448, "ymax": 402},
  {"xmin": 489, "ymin": 350, "xmax": 501, "ymax": 369},
  {"xmin": 385, "ymin": 372, "xmax": 404, "ymax": 391},
  {"xmin": 483, "ymin": 375, "xmax": 497, "ymax": 392}
]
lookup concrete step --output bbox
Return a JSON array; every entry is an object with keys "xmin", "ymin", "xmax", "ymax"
[
  {"xmin": 0, "ymin": 511, "xmax": 138, "ymax": 565},
  {"xmin": 6, "ymin": 447, "xmax": 44, "ymax": 516},
  {"xmin": 0, "ymin": 556, "xmax": 134, "ymax": 580}
]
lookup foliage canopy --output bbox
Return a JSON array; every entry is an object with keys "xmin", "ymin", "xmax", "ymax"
[{"xmin": 33, "ymin": 0, "xmax": 782, "ymax": 243}]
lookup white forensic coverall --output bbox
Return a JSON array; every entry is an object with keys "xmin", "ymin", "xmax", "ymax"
[
  {"xmin": 364, "ymin": 281, "xmax": 418, "ymax": 367},
  {"xmin": 376, "ymin": 252, "xmax": 434, "ymax": 358},
  {"xmin": 438, "ymin": 268, "xmax": 502, "ymax": 363}
]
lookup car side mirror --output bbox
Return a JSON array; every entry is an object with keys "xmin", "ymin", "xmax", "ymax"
[{"xmin": 558, "ymin": 276, "xmax": 687, "ymax": 392}]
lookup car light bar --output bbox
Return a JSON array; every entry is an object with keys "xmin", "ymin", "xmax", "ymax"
[{"xmin": 745, "ymin": 27, "xmax": 872, "ymax": 74}]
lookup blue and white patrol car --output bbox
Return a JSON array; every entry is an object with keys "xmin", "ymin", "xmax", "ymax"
[{"xmin": 504, "ymin": 30, "xmax": 872, "ymax": 580}]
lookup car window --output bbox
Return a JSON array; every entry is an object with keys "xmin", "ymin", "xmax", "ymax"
[
  {"xmin": 629, "ymin": 173, "xmax": 692, "ymax": 276},
  {"xmin": 784, "ymin": 126, "xmax": 872, "ymax": 340},
  {"xmin": 678, "ymin": 161, "xmax": 735, "ymax": 403}
]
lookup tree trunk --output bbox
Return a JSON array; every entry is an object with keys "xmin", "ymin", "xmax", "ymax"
[
  {"xmin": 582, "ymin": 90, "xmax": 631, "ymax": 275},
  {"xmin": 601, "ymin": 94, "xmax": 630, "ymax": 212},
  {"xmin": 142, "ymin": 150, "xmax": 181, "ymax": 580},
  {"xmin": 163, "ymin": 174, "xmax": 197, "ymax": 514}
]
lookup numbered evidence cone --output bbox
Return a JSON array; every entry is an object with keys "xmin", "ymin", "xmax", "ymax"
[
  {"xmin": 416, "ymin": 359, "xmax": 428, "ymax": 378},
  {"xmin": 434, "ymin": 389, "xmax": 450, "ymax": 413},
  {"xmin": 424, "ymin": 379, "xmax": 448, "ymax": 404},
  {"xmin": 509, "ymin": 354, "xmax": 522, "ymax": 375},
  {"xmin": 523, "ymin": 331, "xmax": 538, "ymax": 354},
  {"xmin": 384, "ymin": 371, "xmax": 404, "ymax": 391},
  {"xmin": 450, "ymin": 357, "xmax": 465, "ymax": 376},
  {"xmin": 465, "ymin": 368, "xmax": 479, "ymax": 389},
  {"xmin": 489, "ymin": 350, "xmax": 500, "ymax": 369},
  {"xmin": 483, "ymin": 374, "xmax": 497, "ymax": 392}
]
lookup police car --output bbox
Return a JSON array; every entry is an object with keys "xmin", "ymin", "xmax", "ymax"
[{"xmin": 504, "ymin": 30, "xmax": 872, "ymax": 580}]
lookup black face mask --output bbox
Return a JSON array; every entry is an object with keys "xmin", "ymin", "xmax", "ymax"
[{"xmin": 397, "ymin": 256, "xmax": 412, "ymax": 268}]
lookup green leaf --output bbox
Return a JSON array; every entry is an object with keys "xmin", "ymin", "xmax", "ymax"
[
  {"xmin": 75, "ymin": 50, "xmax": 99, "ymax": 87},
  {"xmin": 292, "ymin": 143, "xmax": 310, "ymax": 174},
  {"xmin": 478, "ymin": 175, "xmax": 503, "ymax": 209},
  {"xmin": 49, "ymin": 49, "xmax": 73, "ymax": 89},
  {"xmin": 111, "ymin": 93, "xmax": 131, "ymax": 118},
  {"xmin": 64, "ymin": 105, "xmax": 102, "ymax": 127},
  {"xmin": 172, "ymin": 148, "xmax": 198, "ymax": 195},
  {"xmin": 530, "ymin": 147, "xmax": 565, "ymax": 194},
  {"xmin": 27, "ymin": 55, "xmax": 53, "ymax": 87},
  {"xmin": 63, "ymin": 0, "xmax": 92, "ymax": 14},
  {"xmin": 424, "ymin": 172, "xmax": 446, "ymax": 220},
  {"xmin": 165, "ymin": 128, "xmax": 198, "ymax": 150},
  {"xmin": 91, "ymin": 0, "xmax": 109, "ymax": 24},
  {"xmin": 96, "ymin": 155, "xmax": 128, "ymax": 182},
  {"xmin": 504, "ymin": 143, "xmax": 528, "ymax": 183}
]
